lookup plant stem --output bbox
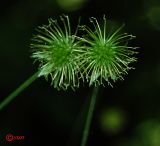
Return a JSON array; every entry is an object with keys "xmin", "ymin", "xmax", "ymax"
[
  {"xmin": 0, "ymin": 72, "xmax": 39, "ymax": 111},
  {"xmin": 80, "ymin": 86, "xmax": 99, "ymax": 146}
]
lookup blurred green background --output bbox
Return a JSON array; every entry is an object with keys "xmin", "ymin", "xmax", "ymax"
[{"xmin": 0, "ymin": 0, "xmax": 160, "ymax": 145}]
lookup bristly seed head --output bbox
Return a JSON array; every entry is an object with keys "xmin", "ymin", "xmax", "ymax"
[
  {"xmin": 31, "ymin": 15, "xmax": 138, "ymax": 90},
  {"xmin": 31, "ymin": 15, "xmax": 83, "ymax": 90},
  {"xmin": 80, "ymin": 16, "xmax": 138, "ymax": 86}
]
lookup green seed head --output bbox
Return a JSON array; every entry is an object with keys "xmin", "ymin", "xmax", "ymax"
[
  {"xmin": 80, "ymin": 16, "xmax": 137, "ymax": 86},
  {"xmin": 31, "ymin": 15, "xmax": 82, "ymax": 90},
  {"xmin": 31, "ymin": 15, "xmax": 137, "ymax": 90}
]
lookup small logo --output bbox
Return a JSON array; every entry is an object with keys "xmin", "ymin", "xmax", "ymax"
[{"xmin": 5, "ymin": 133, "xmax": 25, "ymax": 142}]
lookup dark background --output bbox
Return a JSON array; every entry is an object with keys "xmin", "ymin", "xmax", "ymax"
[{"xmin": 0, "ymin": 0, "xmax": 160, "ymax": 145}]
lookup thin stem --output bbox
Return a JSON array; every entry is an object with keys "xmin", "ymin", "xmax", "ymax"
[
  {"xmin": 0, "ymin": 72, "xmax": 39, "ymax": 111},
  {"xmin": 80, "ymin": 86, "xmax": 99, "ymax": 146}
]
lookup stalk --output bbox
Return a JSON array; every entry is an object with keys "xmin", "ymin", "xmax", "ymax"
[
  {"xmin": 80, "ymin": 86, "xmax": 99, "ymax": 146},
  {"xmin": 0, "ymin": 72, "xmax": 39, "ymax": 111}
]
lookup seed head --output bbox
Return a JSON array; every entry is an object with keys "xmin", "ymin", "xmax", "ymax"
[
  {"xmin": 80, "ymin": 16, "xmax": 137, "ymax": 86},
  {"xmin": 31, "ymin": 15, "xmax": 82, "ymax": 90}
]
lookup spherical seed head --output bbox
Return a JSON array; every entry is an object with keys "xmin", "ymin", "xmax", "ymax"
[
  {"xmin": 81, "ymin": 16, "xmax": 137, "ymax": 86},
  {"xmin": 31, "ymin": 15, "xmax": 82, "ymax": 90}
]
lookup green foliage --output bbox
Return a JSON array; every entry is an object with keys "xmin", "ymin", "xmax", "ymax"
[{"xmin": 31, "ymin": 15, "xmax": 137, "ymax": 90}]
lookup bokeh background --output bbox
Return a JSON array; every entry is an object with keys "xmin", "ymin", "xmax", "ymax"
[{"xmin": 0, "ymin": 0, "xmax": 160, "ymax": 145}]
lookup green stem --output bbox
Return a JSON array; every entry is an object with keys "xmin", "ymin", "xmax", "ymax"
[
  {"xmin": 0, "ymin": 72, "xmax": 39, "ymax": 111},
  {"xmin": 80, "ymin": 86, "xmax": 99, "ymax": 146}
]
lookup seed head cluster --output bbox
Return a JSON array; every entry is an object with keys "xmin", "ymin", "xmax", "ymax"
[
  {"xmin": 31, "ymin": 16, "xmax": 82, "ymax": 90},
  {"xmin": 31, "ymin": 15, "xmax": 137, "ymax": 90},
  {"xmin": 80, "ymin": 16, "xmax": 137, "ymax": 86}
]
